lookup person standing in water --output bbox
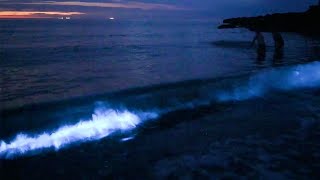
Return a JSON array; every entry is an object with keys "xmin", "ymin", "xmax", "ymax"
[
  {"xmin": 272, "ymin": 32, "xmax": 285, "ymax": 65},
  {"xmin": 251, "ymin": 31, "xmax": 266, "ymax": 61},
  {"xmin": 251, "ymin": 31, "xmax": 266, "ymax": 48},
  {"xmin": 272, "ymin": 32, "xmax": 284, "ymax": 49}
]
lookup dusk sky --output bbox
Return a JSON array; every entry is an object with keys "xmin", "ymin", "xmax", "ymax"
[{"xmin": 0, "ymin": 0, "xmax": 317, "ymax": 19}]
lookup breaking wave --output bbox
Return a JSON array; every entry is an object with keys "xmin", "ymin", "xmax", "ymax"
[
  {"xmin": 217, "ymin": 62, "xmax": 320, "ymax": 101},
  {"xmin": 0, "ymin": 106, "xmax": 158, "ymax": 159},
  {"xmin": 1, "ymin": 61, "xmax": 320, "ymax": 159}
]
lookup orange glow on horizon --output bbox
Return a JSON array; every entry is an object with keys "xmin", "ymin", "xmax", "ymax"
[
  {"xmin": 0, "ymin": 11, "xmax": 84, "ymax": 19},
  {"xmin": 0, "ymin": 16, "xmax": 48, "ymax": 19}
]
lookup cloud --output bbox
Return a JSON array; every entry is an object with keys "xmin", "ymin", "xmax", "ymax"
[
  {"xmin": 0, "ymin": 0, "xmax": 314, "ymax": 18},
  {"xmin": 19, "ymin": 1, "xmax": 185, "ymax": 10},
  {"xmin": 0, "ymin": 11, "xmax": 84, "ymax": 18}
]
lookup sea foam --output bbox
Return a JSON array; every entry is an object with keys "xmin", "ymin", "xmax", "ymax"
[
  {"xmin": 217, "ymin": 61, "xmax": 320, "ymax": 101},
  {"xmin": 0, "ymin": 106, "xmax": 158, "ymax": 159},
  {"xmin": 2, "ymin": 61, "xmax": 320, "ymax": 159}
]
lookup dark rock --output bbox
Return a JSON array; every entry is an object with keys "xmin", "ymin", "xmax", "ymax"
[{"xmin": 218, "ymin": 5, "xmax": 320, "ymax": 35}]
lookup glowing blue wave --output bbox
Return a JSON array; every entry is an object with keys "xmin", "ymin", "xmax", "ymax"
[
  {"xmin": 217, "ymin": 62, "xmax": 320, "ymax": 101},
  {"xmin": 1, "ymin": 61, "xmax": 320, "ymax": 159},
  {"xmin": 0, "ymin": 107, "xmax": 158, "ymax": 159}
]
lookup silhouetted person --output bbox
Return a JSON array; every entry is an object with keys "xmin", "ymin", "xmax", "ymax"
[
  {"xmin": 252, "ymin": 31, "xmax": 266, "ymax": 48},
  {"xmin": 252, "ymin": 31, "xmax": 266, "ymax": 62},
  {"xmin": 273, "ymin": 47, "xmax": 284, "ymax": 66},
  {"xmin": 271, "ymin": 32, "xmax": 284, "ymax": 66},
  {"xmin": 272, "ymin": 32, "xmax": 284, "ymax": 49}
]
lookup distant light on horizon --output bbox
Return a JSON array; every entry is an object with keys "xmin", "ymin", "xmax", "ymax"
[{"xmin": 109, "ymin": 17, "xmax": 115, "ymax": 20}]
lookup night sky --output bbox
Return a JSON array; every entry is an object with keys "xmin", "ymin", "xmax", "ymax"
[{"xmin": 0, "ymin": 0, "xmax": 317, "ymax": 19}]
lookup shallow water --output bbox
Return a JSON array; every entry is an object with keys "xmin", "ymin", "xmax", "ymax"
[
  {"xmin": 1, "ymin": 18, "xmax": 320, "ymax": 178},
  {"xmin": 1, "ymin": 19, "xmax": 320, "ymax": 109}
]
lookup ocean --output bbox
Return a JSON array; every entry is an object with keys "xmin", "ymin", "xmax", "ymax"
[{"xmin": 1, "ymin": 18, "xmax": 320, "ymax": 178}]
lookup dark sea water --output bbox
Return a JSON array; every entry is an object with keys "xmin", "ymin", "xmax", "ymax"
[{"xmin": 1, "ymin": 18, "xmax": 320, "ymax": 179}]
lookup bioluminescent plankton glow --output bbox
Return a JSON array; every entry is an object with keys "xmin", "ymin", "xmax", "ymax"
[
  {"xmin": 2, "ymin": 62, "xmax": 320, "ymax": 159},
  {"xmin": 217, "ymin": 62, "xmax": 320, "ymax": 101},
  {"xmin": 0, "ymin": 108, "xmax": 158, "ymax": 159}
]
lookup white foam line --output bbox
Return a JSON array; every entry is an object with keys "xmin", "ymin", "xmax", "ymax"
[
  {"xmin": 2, "ymin": 61, "xmax": 320, "ymax": 159},
  {"xmin": 217, "ymin": 61, "xmax": 320, "ymax": 101},
  {"xmin": 0, "ymin": 108, "xmax": 158, "ymax": 159},
  {"xmin": 120, "ymin": 136, "xmax": 135, "ymax": 142}
]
